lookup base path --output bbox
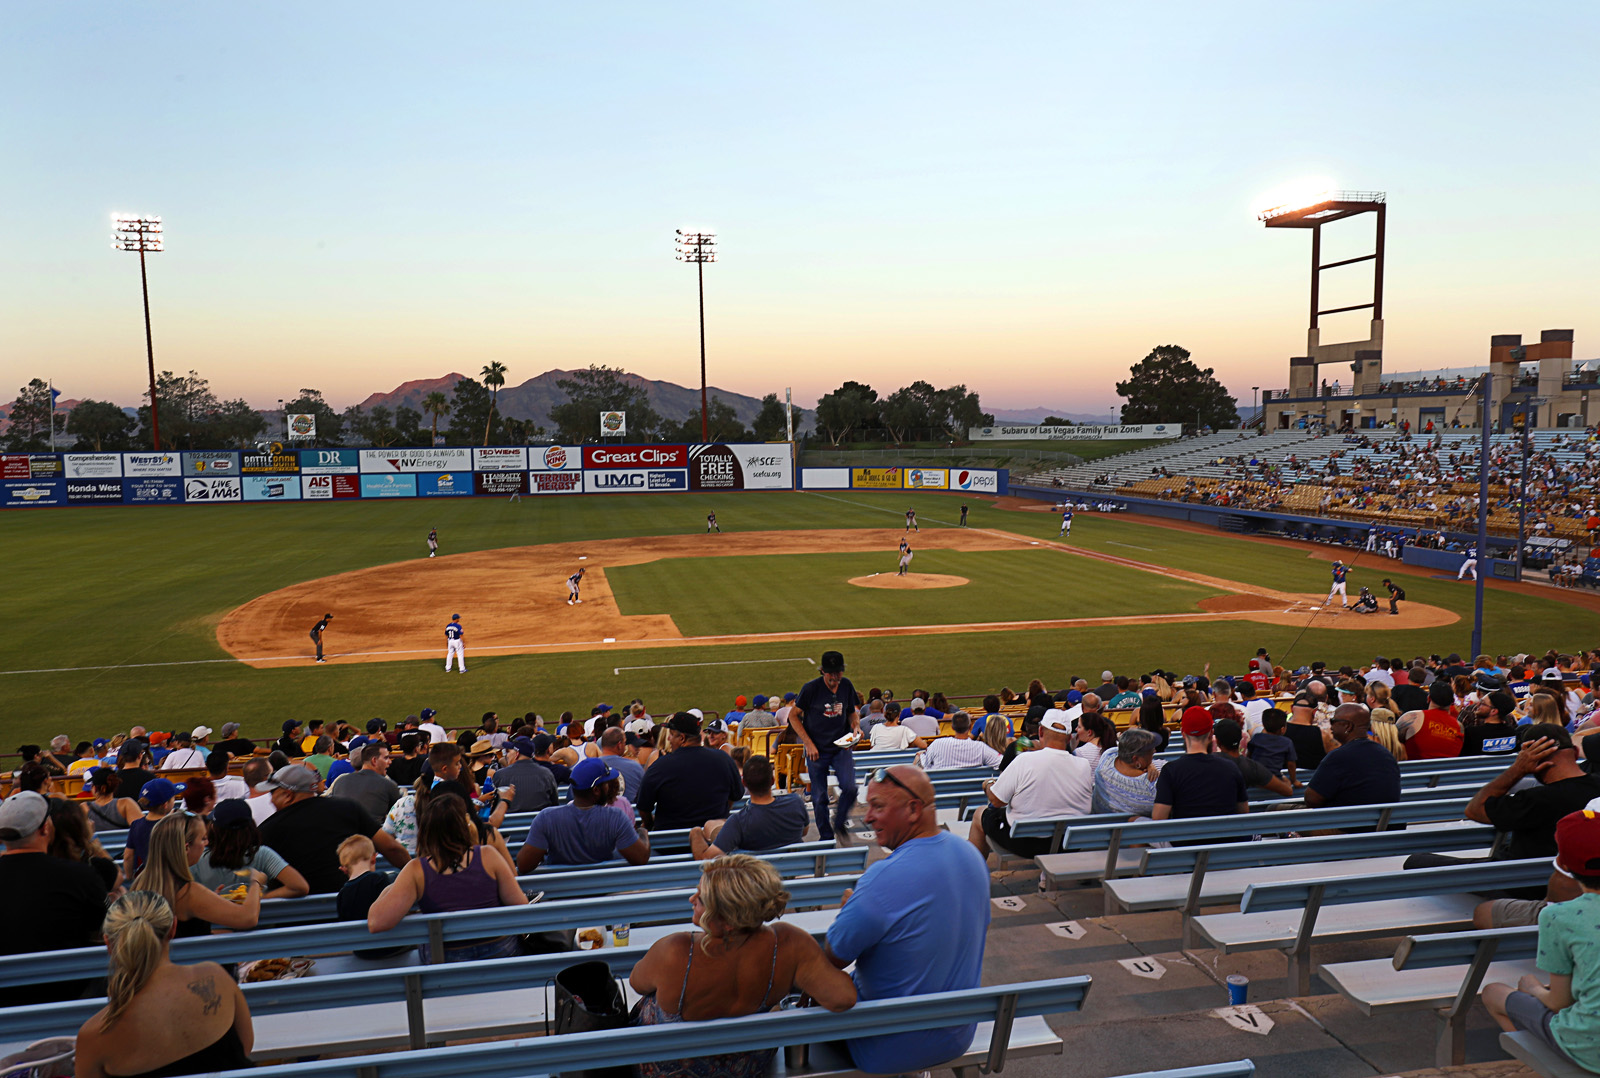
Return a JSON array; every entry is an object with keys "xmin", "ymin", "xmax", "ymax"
[{"xmin": 216, "ymin": 527, "xmax": 1456, "ymax": 667}]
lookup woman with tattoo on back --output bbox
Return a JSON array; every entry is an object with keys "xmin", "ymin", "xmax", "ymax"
[{"xmin": 72, "ymin": 890, "xmax": 255, "ymax": 1078}]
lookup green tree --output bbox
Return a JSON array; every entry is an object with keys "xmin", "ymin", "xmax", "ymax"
[
  {"xmin": 340, "ymin": 405, "xmax": 368, "ymax": 445},
  {"xmin": 814, "ymin": 381, "xmax": 880, "ymax": 445},
  {"xmin": 501, "ymin": 416, "xmax": 547, "ymax": 444},
  {"xmin": 137, "ymin": 370, "xmax": 220, "ymax": 450},
  {"xmin": 668, "ymin": 396, "xmax": 750, "ymax": 443},
  {"xmin": 549, "ymin": 365, "xmax": 662, "ymax": 443},
  {"xmin": 394, "ymin": 406, "xmax": 423, "ymax": 446},
  {"xmin": 935, "ymin": 384, "xmax": 992, "ymax": 439},
  {"xmin": 751, "ymin": 393, "xmax": 788, "ymax": 441},
  {"xmin": 4, "ymin": 379, "xmax": 64, "ymax": 450},
  {"xmin": 480, "ymin": 361, "xmax": 508, "ymax": 446},
  {"xmin": 421, "ymin": 391, "xmax": 451, "ymax": 445},
  {"xmin": 445, "ymin": 378, "xmax": 494, "ymax": 445},
  {"xmin": 209, "ymin": 398, "xmax": 267, "ymax": 448},
  {"xmin": 879, "ymin": 384, "xmax": 932, "ymax": 444},
  {"xmin": 283, "ymin": 389, "xmax": 343, "ymax": 447},
  {"xmin": 66, "ymin": 399, "xmax": 135, "ymax": 451},
  {"xmin": 1040, "ymin": 416, "xmax": 1074, "ymax": 426},
  {"xmin": 1115, "ymin": 345, "xmax": 1238, "ymax": 430}
]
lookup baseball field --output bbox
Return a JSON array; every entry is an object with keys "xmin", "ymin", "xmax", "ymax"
[{"xmin": 4, "ymin": 488, "xmax": 1599, "ymax": 745}]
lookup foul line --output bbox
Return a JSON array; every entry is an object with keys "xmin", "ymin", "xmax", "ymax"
[
  {"xmin": 1106, "ymin": 541, "xmax": 1153, "ymax": 551},
  {"xmin": 613, "ymin": 657, "xmax": 816, "ymax": 676}
]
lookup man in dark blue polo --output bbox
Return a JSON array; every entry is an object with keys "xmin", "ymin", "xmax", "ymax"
[{"xmin": 787, "ymin": 650, "xmax": 861, "ymax": 842}]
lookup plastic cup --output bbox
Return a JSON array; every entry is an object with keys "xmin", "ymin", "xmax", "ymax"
[{"xmin": 1226, "ymin": 974, "xmax": 1249, "ymax": 1005}]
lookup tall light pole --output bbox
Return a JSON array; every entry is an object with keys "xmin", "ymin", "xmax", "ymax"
[
  {"xmin": 113, "ymin": 215, "xmax": 164, "ymax": 451},
  {"xmin": 675, "ymin": 229, "xmax": 716, "ymax": 442},
  {"xmin": 1252, "ymin": 386, "xmax": 1260, "ymax": 430}
]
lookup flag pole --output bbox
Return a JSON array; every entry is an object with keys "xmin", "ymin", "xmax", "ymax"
[{"xmin": 48, "ymin": 379, "xmax": 56, "ymax": 452}]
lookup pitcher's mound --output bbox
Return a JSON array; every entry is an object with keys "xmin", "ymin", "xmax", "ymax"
[{"xmin": 849, "ymin": 573, "xmax": 970, "ymax": 590}]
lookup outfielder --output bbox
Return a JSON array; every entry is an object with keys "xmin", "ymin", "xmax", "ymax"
[
  {"xmin": 309, "ymin": 613, "xmax": 332, "ymax": 664},
  {"xmin": 1326, "ymin": 560, "xmax": 1350, "ymax": 608},
  {"xmin": 959, "ymin": 503, "xmax": 969, "ymax": 527},
  {"xmin": 567, "ymin": 567, "xmax": 586, "ymax": 605},
  {"xmin": 427, "ymin": 528, "xmax": 438, "ymax": 558},
  {"xmin": 707, "ymin": 511, "xmax": 720, "ymax": 533},
  {"xmin": 444, "ymin": 614, "xmax": 466, "ymax": 672},
  {"xmin": 904, "ymin": 508, "xmax": 918, "ymax": 533},
  {"xmin": 1059, "ymin": 508, "xmax": 1073, "ymax": 536},
  {"xmin": 897, "ymin": 542, "xmax": 913, "ymax": 577}
]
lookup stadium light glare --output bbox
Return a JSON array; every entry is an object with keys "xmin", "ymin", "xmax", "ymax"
[
  {"xmin": 1250, "ymin": 177, "xmax": 1337, "ymax": 221},
  {"xmin": 112, "ymin": 213, "xmax": 165, "ymax": 449},
  {"xmin": 674, "ymin": 229, "xmax": 717, "ymax": 440}
]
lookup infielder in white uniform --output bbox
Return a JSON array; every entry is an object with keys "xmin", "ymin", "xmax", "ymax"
[
  {"xmin": 1060, "ymin": 509, "xmax": 1073, "ymax": 536},
  {"xmin": 1326, "ymin": 561, "xmax": 1350, "ymax": 607},
  {"xmin": 567, "ymin": 567, "xmax": 586, "ymax": 604},
  {"xmin": 1458, "ymin": 555, "xmax": 1478, "ymax": 580},
  {"xmin": 444, "ymin": 614, "xmax": 466, "ymax": 672}
]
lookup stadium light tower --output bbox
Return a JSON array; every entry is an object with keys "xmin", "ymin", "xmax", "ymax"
[
  {"xmin": 113, "ymin": 214, "xmax": 165, "ymax": 451},
  {"xmin": 675, "ymin": 229, "xmax": 716, "ymax": 442}
]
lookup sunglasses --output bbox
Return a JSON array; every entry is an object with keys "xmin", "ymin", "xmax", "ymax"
[{"xmin": 870, "ymin": 767, "xmax": 920, "ymax": 802}]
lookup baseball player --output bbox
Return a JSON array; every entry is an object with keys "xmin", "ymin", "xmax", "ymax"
[
  {"xmin": 444, "ymin": 614, "xmax": 466, "ymax": 672},
  {"xmin": 1458, "ymin": 554, "xmax": 1478, "ymax": 580},
  {"xmin": 897, "ymin": 542, "xmax": 913, "ymax": 577},
  {"xmin": 707, "ymin": 511, "xmax": 720, "ymax": 533},
  {"xmin": 567, "ymin": 567, "xmax": 586, "ymax": 605},
  {"xmin": 427, "ymin": 528, "xmax": 438, "ymax": 558},
  {"xmin": 1326, "ymin": 560, "xmax": 1350, "ymax": 608},
  {"xmin": 1059, "ymin": 508, "xmax": 1073, "ymax": 536},
  {"xmin": 1383, "ymin": 578, "xmax": 1405, "ymax": 615},
  {"xmin": 959, "ymin": 504, "xmax": 969, "ymax": 527},
  {"xmin": 309, "ymin": 613, "xmax": 332, "ymax": 664},
  {"xmin": 904, "ymin": 508, "xmax": 918, "ymax": 533}
]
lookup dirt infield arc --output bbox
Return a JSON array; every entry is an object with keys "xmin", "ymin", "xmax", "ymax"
[{"xmin": 216, "ymin": 528, "xmax": 1458, "ymax": 667}]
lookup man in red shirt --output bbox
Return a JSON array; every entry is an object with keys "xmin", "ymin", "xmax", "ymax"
[{"xmin": 1397, "ymin": 680, "xmax": 1463, "ymax": 759}]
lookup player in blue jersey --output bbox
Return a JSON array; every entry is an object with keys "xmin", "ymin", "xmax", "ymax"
[
  {"xmin": 567, "ymin": 567, "xmax": 586, "ymax": 605},
  {"xmin": 1326, "ymin": 560, "xmax": 1350, "ymax": 608},
  {"xmin": 1059, "ymin": 508, "xmax": 1073, "ymax": 536},
  {"xmin": 444, "ymin": 614, "xmax": 466, "ymax": 672}
]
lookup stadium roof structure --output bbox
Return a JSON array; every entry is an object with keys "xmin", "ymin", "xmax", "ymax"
[{"xmin": 1258, "ymin": 190, "xmax": 1387, "ymax": 226}]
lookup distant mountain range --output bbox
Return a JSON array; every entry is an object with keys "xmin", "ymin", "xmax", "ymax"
[
  {"xmin": 984, "ymin": 407, "xmax": 1126, "ymax": 425},
  {"xmin": 359, "ymin": 371, "xmax": 813, "ymax": 433}
]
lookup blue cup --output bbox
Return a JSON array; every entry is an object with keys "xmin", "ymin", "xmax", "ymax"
[{"xmin": 1226, "ymin": 974, "xmax": 1249, "ymax": 1005}]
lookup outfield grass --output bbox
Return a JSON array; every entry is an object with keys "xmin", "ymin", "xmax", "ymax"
[{"xmin": 2, "ymin": 488, "xmax": 1597, "ymax": 747}]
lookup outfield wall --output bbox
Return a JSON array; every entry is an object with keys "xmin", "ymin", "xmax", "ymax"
[
  {"xmin": 798, "ymin": 466, "xmax": 1008, "ymax": 495},
  {"xmin": 0, "ymin": 443, "xmax": 795, "ymax": 509}
]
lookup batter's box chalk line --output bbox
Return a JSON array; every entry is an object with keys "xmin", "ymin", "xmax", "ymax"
[{"xmin": 613, "ymin": 656, "xmax": 816, "ymax": 676}]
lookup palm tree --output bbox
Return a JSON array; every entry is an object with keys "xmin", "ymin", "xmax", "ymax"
[
  {"xmin": 422, "ymin": 391, "xmax": 451, "ymax": 445},
  {"xmin": 481, "ymin": 361, "xmax": 508, "ymax": 446}
]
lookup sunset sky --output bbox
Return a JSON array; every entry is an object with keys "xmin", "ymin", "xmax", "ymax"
[{"xmin": 3, "ymin": 3, "xmax": 1597, "ymax": 416}]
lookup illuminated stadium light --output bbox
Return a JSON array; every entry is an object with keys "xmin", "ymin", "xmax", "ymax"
[
  {"xmin": 111, "ymin": 213, "xmax": 166, "ymax": 449},
  {"xmin": 675, "ymin": 229, "xmax": 717, "ymax": 441}
]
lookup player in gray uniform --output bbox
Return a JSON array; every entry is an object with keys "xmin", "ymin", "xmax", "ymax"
[
  {"xmin": 897, "ymin": 542, "xmax": 913, "ymax": 576},
  {"xmin": 707, "ymin": 511, "xmax": 719, "ymax": 533},
  {"xmin": 427, "ymin": 528, "xmax": 438, "ymax": 558},
  {"xmin": 904, "ymin": 508, "xmax": 918, "ymax": 533},
  {"xmin": 567, "ymin": 567, "xmax": 586, "ymax": 605}
]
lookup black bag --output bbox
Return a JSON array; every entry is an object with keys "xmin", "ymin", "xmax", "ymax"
[{"xmin": 550, "ymin": 960, "xmax": 634, "ymax": 1078}]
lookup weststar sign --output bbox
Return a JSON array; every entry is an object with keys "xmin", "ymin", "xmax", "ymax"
[{"xmin": 582, "ymin": 445, "xmax": 687, "ymax": 469}]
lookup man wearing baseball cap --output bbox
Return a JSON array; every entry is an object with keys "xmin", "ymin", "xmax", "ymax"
[
  {"xmin": 1483, "ymin": 809, "xmax": 1600, "ymax": 1071},
  {"xmin": 1151, "ymin": 707, "xmax": 1247, "ymax": 821},
  {"xmin": 968, "ymin": 708, "xmax": 1092, "ymax": 860},
  {"xmin": 517, "ymin": 757, "xmax": 649, "ymax": 870},
  {"xmin": 739, "ymin": 695, "xmax": 778, "ymax": 731},
  {"xmin": 1284, "ymin": 689, "xmax": 1336, "ymax": 771},
  {"xmin": 636, "ymin": 714, "xmax": 743, "ymax": 831},
  {"xmin": 417, "ymin": 708, "xmax": 447, "ymax": 745},
  {"xmin": 789, "ymin": 650, "xmax": 863, "ymax": 842},
  {"xmin": 275, "ymin": 719, "xmax": 305, "ymax": 758},
  {"xmin": 258, "ymin": 765, "xmax": 409, "ymax": 893},
  {"xmin": 489, "ymin": 736, "xmax": 559, "ymax": 814},
  {"xmin": 0, "ymin": 791, "xmax": 109, "ymax": 1006}
]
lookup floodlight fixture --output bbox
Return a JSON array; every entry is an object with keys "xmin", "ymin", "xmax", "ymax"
[
  {"xmin": 112, "ymin": 213, "xmax": 165, "ymax": 449},
  {"xmin": 675, "ymin": 229, "xmax": 717, "ymax": 440}
]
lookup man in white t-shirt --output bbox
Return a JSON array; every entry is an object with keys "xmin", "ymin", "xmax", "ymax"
[
  {"xmin": 1239, "ymin": 682, "xmax": 1273, "ymax": 736},
  {"xmin": 967, "ymin": 709, "xmax": 1092, "ymax": 859},
  {"xmin": 901, "ymin": 698, "xmax": 939, "ymax": 739},
  {"xmin": 417, "ymin": 708, "xmax": 447, "ymax": 745},
  {"xmin": 158, "ymin": 731, "xmax": 208, "ymax": 771},
  {"xmin": 1365, "ymin": 658, "xmax": 1396, "ymax": 689},
  {"xmin": 869, "ymin": 710, "xmax": 926, "ymax": 752},
  {"xmin": 921, "ymin": 713, "xmax": 1001, "ymax": 770}
]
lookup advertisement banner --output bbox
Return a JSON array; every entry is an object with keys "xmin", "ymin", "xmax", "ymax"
[
  {"xmin": 181, "ymin": 451, "xmax": 240, "ymax": 476},
  {"xmin": 123, "ymin": 452, "xmax": 181, "ymax": 477},
  {"xmin": 528, "ymin": 445, "xmax": 581, "ymax": 471},
  {"xmin": 530, "ymin": 471, "xmax": 583, "ymax": 495},
  {"xmin": 299, "ymin": 448, "xmax": 360, "ymax": 474},
  {"xmin": 359, "ymin": 448, "xmax": 471, "ymax": 473},
  {"xmin": 600, "ymin": 411, "xmax": 626, "ymax": 437},
  {"xmin": 417, "ymin": 472, "xmax": 473, "ymax": 497},
  {"xmin": 184, "ymin": 476, "xmax": 242, "ymax": 502},
  {"xmin": 951, "ymin": 468, "xmax": 1000, "ymax": 493},
  {"xmin": 583, "ymin": 469, "xmax": 687, "ymax": 494},
  {"xmin": 968, "ymin": 423, "xmax": 1180, "ymax": 441},
  {"xmin": 472, "ymin": 447, "xmax": 528, "ymax": 471},
  {"xmin": 243, "ymin": 476, "xmax": 300, "ymax": 501},
  {"xmin": 687, "ymin": 444, "xmax": 793, "ymax": 491},
  {"xmin": 1, "ymin": 455, "xmax": 62, "ymax": 479},
  {"xmin": 2, "ymin": 479, "xmax": 65, "ymax": 507},
  {"xmin": 905, "ymin": 467, "xmax": 948, "ymax": 490},
  {"xmin": 123, "ymin": 477, "xmax": 183, "ymax": 504},
  {"xmin": 800, "ymin": 467, "xmax": 851, "ymax": 490},
  {"xmin": 360, "ymin": 474, "xmax": 418, "ymax": 498},
  {"xmin": 851, "ymin": 467, "xmax": 903, "ymax": 489},
  {"xmin": 301, "ymin": 474, "xmax": 360, "ymax": 500},
  {"xmin": 475, "ymin": 471, "xmax": 529, "ymax": 496},
  {"xmin": 583, "ymin": 445, "xmax": 687, "ymax": 469},
  {"xmin": 63, "ymin": 453, "xmax": 123, "ymax": 479},
  {"xmin": 286, "ymin": 414, "xmax": 317, "ymax": 440},
  {"xmin": 65, "ymin": 480, "xmax": 125, "ymax": 503},
  {"xmin": 241, "ymin": 447, "xmax": 300, "ymax": 475}
]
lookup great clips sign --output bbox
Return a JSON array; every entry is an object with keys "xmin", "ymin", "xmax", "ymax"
[{"xmin": 583, "ymin": 445, "xmax": 687, "ymax": 469}]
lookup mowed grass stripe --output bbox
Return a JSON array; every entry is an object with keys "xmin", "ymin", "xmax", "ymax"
[{"xmin": 606, "ymin": 549, "xmax": 1220, "ymax": 636}]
